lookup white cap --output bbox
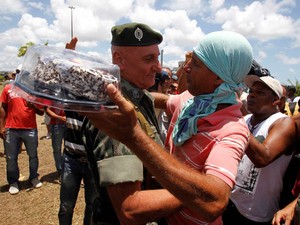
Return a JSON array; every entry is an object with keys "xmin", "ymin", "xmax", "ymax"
[
  {"xmin": 293, "ymin": 96, "xmax": 300, "ymax": 103},
  {"xmin": 244, "ymin": 75, "xmax": 283, "ymax": 99}
]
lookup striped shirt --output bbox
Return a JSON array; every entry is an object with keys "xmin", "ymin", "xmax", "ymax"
[{"xmin": 64, "ymin": 111, "xmax": 87, "ymax": 158}]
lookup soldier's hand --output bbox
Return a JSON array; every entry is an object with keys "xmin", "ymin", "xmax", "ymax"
[{"xmin": 82, "ymin": 84, "xmax": 139, "ymax": 143}]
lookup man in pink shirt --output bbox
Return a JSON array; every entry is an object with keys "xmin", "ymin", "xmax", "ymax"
[
  {"xmin": 0, "ymin": 83, "xmax": 44, "ymax": 194},
  {"xmin": 83, "ymin": 31, "xmax": 253, "ymax": 224}
]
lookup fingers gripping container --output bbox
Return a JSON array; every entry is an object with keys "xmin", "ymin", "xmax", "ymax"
[{"xmin": 12, "ymin": 46, "xmax": 120, "ymax": 112}]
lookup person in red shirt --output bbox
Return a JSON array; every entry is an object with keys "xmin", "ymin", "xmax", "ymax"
[{"xmin": 0, "ymin": 83, "xmax": 44, "ymax": 194}]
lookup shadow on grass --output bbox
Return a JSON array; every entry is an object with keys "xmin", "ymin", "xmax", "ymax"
[
  {"xmin": 0, "ymin": 171, "xmax": 61, "ymax": 193},
  {"xmin": 40, "ymin": 171, "xmax": 61, "ymax": 184}
]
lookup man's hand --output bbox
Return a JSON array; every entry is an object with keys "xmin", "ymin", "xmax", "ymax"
[
  {"xmin": 82, "ymin": 84, "xmax": 139, "ymax": 143},
  {"xmin": 65, "ymin": 37, "xmax": 78, "ymax": 50},
  {"xmin": 25, "ymin": 101, "xmax": 36, "ymax": 109},
  {"xmin": 272, "ymin": 197, "xmax": 297, "ymax": 225}
]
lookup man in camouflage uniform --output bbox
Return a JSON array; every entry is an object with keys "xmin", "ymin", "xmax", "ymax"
[{"xmin": 81, "ymin": 23, "xmax": 181, "ymax": 225}]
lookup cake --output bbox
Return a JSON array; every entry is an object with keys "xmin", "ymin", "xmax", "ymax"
[
  {"xmin": 32, "ymin": 57, "xmax": 119, "ymax": 101},
  {"xmin": 13, "ymin": 46, "xmax": 120, "ymax": 111}
]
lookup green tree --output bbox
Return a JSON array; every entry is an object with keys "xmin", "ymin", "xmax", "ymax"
[
  {"xmin": 295, "ymin": 80, "xmax": 300, "ymax": 96},
  {"xmin": 17, "ymin": 41, "xmax": 48, "ymax": 57},
  {"xmin": 17, "ymin": 42, "xmax": 35, "ymax": 57}
]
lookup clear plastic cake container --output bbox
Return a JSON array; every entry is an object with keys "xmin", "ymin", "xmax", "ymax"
[{"xmin": 12, "ymin": 45, "xmax": 120, "ymax": 112}]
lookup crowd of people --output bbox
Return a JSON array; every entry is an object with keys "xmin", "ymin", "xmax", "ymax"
[{"xmin": 0, "ymin": 22, "xmax": 300, "ymax": 225}]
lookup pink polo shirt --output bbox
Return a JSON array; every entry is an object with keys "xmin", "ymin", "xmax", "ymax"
[{"xmin": 165, "ymin": 91, "xmax": 249, "ymax": 225}]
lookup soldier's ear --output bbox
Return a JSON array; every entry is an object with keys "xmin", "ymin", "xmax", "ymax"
[{"xmin": 112, "ymin": 50, "xmax": 122, "ymax": 67}]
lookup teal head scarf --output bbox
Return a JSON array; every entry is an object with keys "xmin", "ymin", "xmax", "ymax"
[{"xmin": 172, "ymin": 31, "xmax": 253, "ymax": 146}]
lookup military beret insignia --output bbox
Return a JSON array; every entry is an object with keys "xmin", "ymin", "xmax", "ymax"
[{"xmin": 111, "ymin": 22, "xmax": 163, "ymax": 46}]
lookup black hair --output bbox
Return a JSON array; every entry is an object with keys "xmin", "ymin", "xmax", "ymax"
[
  {"xmin": 247, "ymin": 60, "xmax": 271, "ymax": 77},
  {"xmin": 148, "ymin": 72, "xmax": 170, "ymax": 91}
]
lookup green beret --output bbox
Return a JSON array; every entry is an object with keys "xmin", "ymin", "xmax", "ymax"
[{"xmin": 111, "ymin": 22, "xmax": 163, "ymax": 46}]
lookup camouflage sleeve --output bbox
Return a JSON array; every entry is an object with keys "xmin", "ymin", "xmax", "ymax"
[{"xmin": 81, "ymin": 118, "xmax": 143, "ymax": 187}]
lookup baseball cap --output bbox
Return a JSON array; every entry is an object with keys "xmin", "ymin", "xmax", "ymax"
[{"xmin": 244, "ymin": 75, "xmax": 283, "ymax": 99}]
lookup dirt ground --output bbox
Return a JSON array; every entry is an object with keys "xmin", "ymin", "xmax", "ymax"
[{"xmin": 0, "ymin": 115, "xmax": 85, "ymax": 225}]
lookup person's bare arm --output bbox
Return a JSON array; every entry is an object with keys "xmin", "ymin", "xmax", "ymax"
[
  {"xmin": 246, "ymin": 117, "xmax": 297, "ymax": 167},
  {"xmin": 272, "ymin": 196, "xmax": 298, "ymax": 225},
  {"xmin": 150, "ymin": 92, "xmax": 169, "ymax": 109},
  {"xmin": 83, "ymin": 84, "xmax": 231, "ymax": 222},
  {"xmin": 45, "ymin": 107, "xmax": 66, "ymax": 122},
  {"xmin": 120, "ymin": 124, "xmax": 231, "ymax": 222},
  {"xmin": 107, "ymin": 182, "xmax": 182, "ymax": 225}
]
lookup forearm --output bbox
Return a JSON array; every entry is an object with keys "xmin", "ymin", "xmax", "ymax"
[
  {"xmin": 110, "ymin": 188, "xmax": 182, "ymax": 225},
  {"xmin": 45, "ymin": 108, "xmax": 57, "ymax": 118},
  {"xmin": 246, "ymin": 118, "xmax": 296, "ymax": 167},
  {"xmin": 285, "ymin": 197, "xmax": 298, "ymax": 214},
  {"xmin": 246, "ymin": 134, "xmax": 272, "ymax": 167},
  {"xmin": 46, "ymin": 108, "xmax": 64, "ymax": 120},
  {"xmin": 124, "ymin": 125, "xmax": 230, "ymax": 222},
  {"xmin": 151, "ymin": 92, "xmax": 169, "ymax": 109},
  {"xmin": 272, "ymin": 197, "xmax": 297, "ymax": 225}
]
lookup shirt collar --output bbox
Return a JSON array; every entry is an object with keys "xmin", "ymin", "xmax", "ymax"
[{"xmin": 120, "ymin": 78, "xmax": 154, "ymax": 105}]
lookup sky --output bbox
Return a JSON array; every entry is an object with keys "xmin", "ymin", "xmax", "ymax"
[{"xmin": 0, "ymin": 0, "xmax": 299, "ymax": 85}]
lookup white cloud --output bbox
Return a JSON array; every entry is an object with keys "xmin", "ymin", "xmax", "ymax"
[
  {"xmin": 27, "ymin": 1, "xmax": 44, "ymax": 10},
  {"xmin": 275, "ymin": 0, "xmax": 296, "ymax": 13},
  {"xmin": 0, "ymin": 16, "xmax": 12, "ymax": 23},
  {"xmin": 68, "ymin": 0, "xmax": 134, "ymax": 21},
  {"xmin": 49, "ymin": 0, "xmax": 135, "ymax": 44},
  {"xmin": 209, "ymin": 0, "xmax": 225, "ymax": 11},
  {"xmin": 127, "ymin": 5, "xmax": 205, "ymax": 65},
  {"xmin": 17, "ymin": 14, "xmax": 56, "ymax": 43},
  {"xmin": 291, "ymin": 19, "xmax": 300, "ymax": 47},
  {"xmin": 87, "ymin": 49, "xmax": 113, "ymax": 64},
  {"xmin": 162, "ymin": 0, "xmax": 205, "ymax": 16},
  {"xmin": 0, "ymin": 0, "xmax": 26, "ymax": 14},
  {"xmin": 276, "ymin": 53, "xmax": 300, "ymax": 65},
  {"xmin": 18, "ymin": 14, "xmax": 48, "ymax": 29},
  {"xmin": 256, "ymin": 50, "xmax": 267, "ymax": 62},
  {"xmin": 213, "ymin": 0, "xmax": 296, "ymax": 41},
  {"xmin": 0, "ymin": 45, "xmax": 23, "ymax": 71}
]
